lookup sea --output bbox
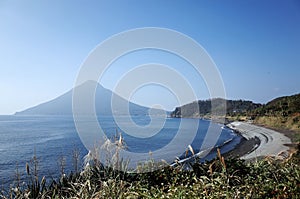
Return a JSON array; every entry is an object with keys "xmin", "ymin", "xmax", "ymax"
[{"xmin": 0, "ymin": 115, "xmax": 241, "ymax": 189}]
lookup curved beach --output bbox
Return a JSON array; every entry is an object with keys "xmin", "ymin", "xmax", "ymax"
[{"xmin": 227, "ymin": 121, "xmax": 292, "ymax": 160}]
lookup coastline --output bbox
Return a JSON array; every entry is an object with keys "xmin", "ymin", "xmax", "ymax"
[
  {"xmin": 223, "ymin": 135, "xmax": 260, "ymax": 159},
  {"xmin": 225, "ymin": 121, "xmax": 292, "ymax": 160}
]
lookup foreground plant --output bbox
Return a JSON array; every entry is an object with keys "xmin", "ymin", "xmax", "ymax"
[{"xmin": 2, "ymin": 145, "xmax": 300, "ymax": 199}]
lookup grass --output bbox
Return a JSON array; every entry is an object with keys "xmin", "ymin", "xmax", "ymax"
[
  {"xmin": 253, "ymin": 113, "xmax": 300, "ymax": 143},
  {"xmin": 255, "ymin": 114, "xmax": 300, "ymax": 131},
  {"xmin": 1, "ymin": 145, "xmax": 300, "ymax": 199}
]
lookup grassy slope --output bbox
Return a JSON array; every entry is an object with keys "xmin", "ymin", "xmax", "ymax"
[{"xmin": 252, "ymin": 94, "xmax": 300, "ymax": 142}]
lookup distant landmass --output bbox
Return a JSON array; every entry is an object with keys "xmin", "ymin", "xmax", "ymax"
[
  {"xmin": 15, "ymin": 81, "xmax": 161, "ymax": 116},
  {"xmin": 170, "ymin": 94, "xmax": 300, "ymax": 134},
  {"xmin": 15, "ymin": 80, "xmax": 299, "ymax": 134},
  {"xmin": 170, "ymin": 98, "xmax": 261, "ymax": 118}
]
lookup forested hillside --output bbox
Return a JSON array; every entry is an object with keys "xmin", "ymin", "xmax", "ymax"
[
  {"xmin": 170, "ymin": 98, "xmax": 261, "ymax": 118},
  {"xmin": 252, "ymin": 94, "xmax": 300, "ymax": 135},
  {"xmin": 170, "ymin": 94, "xmax": 300, "ymax": 139}
]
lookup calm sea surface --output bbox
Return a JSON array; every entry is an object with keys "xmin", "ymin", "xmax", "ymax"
[{"xmin": 0, "ymin": 115, "xmax": 240, "ymax": 188}]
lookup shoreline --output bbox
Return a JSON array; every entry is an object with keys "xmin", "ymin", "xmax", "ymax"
[
  {"xmin": 225, "ymin": 121, "xmax": 292, "ymax": 160},
  {"xmin": 223, "ymin": 136, "xmax": 261, "ymax": 159}
]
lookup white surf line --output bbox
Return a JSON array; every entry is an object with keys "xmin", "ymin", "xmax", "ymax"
[
  {"xmin": 227, "ymin": 121, "xmax": 292, "ymax": 160},
  {"xmin": 171, "ymin": 137, "xmax": 235, "ymax": 166}
]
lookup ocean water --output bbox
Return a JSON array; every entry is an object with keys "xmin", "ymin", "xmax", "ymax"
[{"xmin": 0, "ymin": 115, "xmax": 240, "ymax": 188}]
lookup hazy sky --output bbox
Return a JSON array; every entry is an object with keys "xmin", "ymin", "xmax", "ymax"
[{"xmin": 0, "ymin": 0, "xmax": 299, "ymax": 115}]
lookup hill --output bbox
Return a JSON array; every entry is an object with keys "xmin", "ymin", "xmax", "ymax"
[
  {"xmin": 170, "ymin": 98, "xmax": 261, "ymax": 118},
  {"xmin": 252, "ymin": 93, "xmax": 300, "ymax": 136},
  {"xmin": 252, "ymin": 93, "xmax": 300, "ymax": 117}
]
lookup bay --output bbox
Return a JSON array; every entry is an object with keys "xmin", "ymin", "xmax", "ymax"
[{"xmin": 0, "ymin": 115, "xmax": 240, "ymax": 188}]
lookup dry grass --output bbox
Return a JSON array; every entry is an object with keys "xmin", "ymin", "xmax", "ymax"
[{"xmin": 1, "ymin": 144, "xmax": 300, "ymax": 199}]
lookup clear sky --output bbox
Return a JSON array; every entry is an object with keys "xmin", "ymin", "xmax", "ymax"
[{"xmin": 0, "ymin": 0, "xmax": 299, "ymax": 115}]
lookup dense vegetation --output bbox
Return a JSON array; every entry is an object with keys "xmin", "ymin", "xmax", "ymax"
[
  {"xmin": 170, "ymin": 94, "xmax": 300, "ymax": 137},
  {"xmin": 253, "ymin": 93, "xmax": 300, "ymax": 117},
  {"xmin": 250, "ymin": 94, "xmax": 300, "ymax": 136},
  {"xmin": 2, "ymin": 148, "xmax": 300, "ymax": 199},
  {"xmin": 170, "ymin": 98, "xmax": 261, "ymax": 118}
]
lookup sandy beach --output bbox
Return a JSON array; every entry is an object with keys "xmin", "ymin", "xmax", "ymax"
[{"xmin": 226, "ymin": 121, "xmax": 292, "ymax": 160}]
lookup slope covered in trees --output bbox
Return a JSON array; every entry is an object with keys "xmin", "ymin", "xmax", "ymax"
[
  {"xmin": 252, "ymin": 93, "xmax": 300, "ymax": 135},
  {"xmin": 170, "ymin": 94, "xmax": 300, "ymax": 137},
  {"xmin": 170, "ymin": 98, "xmax": 261, "ymax": 118},
  {"xmin": 252, "ymin": 93, "xmax": 300, "ymax": 117}
]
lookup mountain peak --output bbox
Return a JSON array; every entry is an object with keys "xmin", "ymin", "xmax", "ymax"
[
  {"xmin": 75, "ymin": 80, "xmax": 102, "ymax": 89},
  {"xmin": 14, "ymin": 81, "xmax": 153, "ymax": 116}
]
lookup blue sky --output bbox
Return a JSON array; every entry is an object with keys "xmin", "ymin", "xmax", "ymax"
[{"xmin": 0, "ymin": 0, "xmax": 299, "ymax": 114}]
